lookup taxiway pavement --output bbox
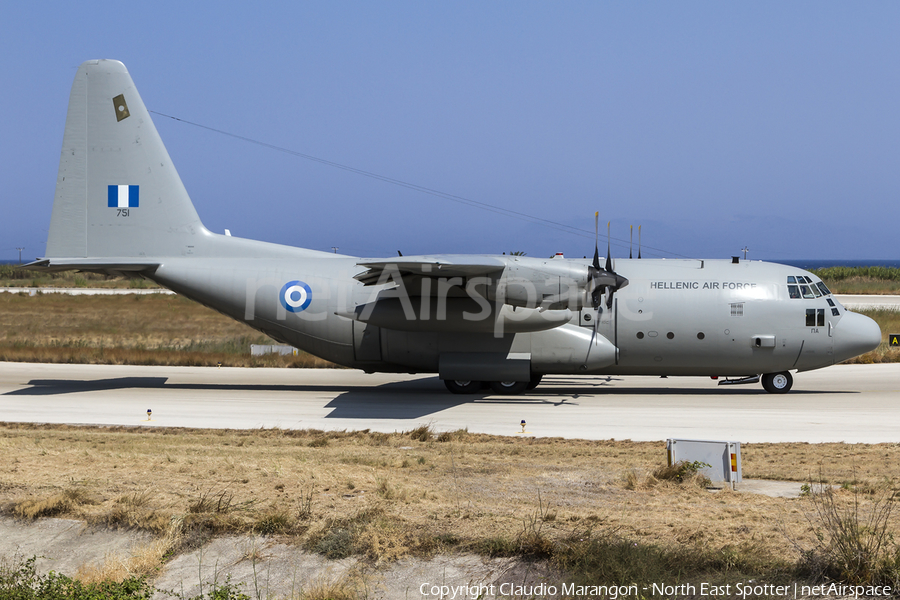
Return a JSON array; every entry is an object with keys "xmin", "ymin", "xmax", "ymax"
[{"xmin": 1, "ymin": 362, "xmax": 897, "ymax": 443}]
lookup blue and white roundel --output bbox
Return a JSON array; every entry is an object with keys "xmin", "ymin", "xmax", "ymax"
[{"xmin": 280, "ymin": 280, "xmax": 312, "ymax": 313}]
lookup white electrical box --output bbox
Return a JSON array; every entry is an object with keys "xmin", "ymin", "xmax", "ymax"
[{"xmin": 666, "ymin": 439, "xmax": 741, "ymax": 483}]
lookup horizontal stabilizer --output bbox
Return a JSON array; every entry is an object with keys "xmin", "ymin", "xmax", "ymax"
[{"xmin": 23, "ymin": 258, "xmax": 159, "ymax": 275}]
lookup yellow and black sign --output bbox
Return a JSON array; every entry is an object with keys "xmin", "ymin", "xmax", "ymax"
[{"xmin": 890, "ymin": 334, "xmax": 900, "ymax": 347}]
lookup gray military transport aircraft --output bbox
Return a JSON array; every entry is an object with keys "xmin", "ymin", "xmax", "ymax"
[{"xmin": 28, "ymin": 60, "xmax": 882, "ymax": 395}]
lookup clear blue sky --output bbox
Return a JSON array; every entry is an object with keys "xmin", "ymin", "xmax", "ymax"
[{"xmin": 2, "ymin": 2, "xmax": 899, "ymax": 262}]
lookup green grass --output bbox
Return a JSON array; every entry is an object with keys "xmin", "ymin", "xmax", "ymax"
[
  {"xmin": 813, "ymin": 266, "xmax": 900, "ymax": 295},
  {"xmin": 813, "ymin": 266, "xmax": 900, "ymax": 282},
  {"xmin": 0, "ymin": 555, "xmax": 154, "ymax": 600}
]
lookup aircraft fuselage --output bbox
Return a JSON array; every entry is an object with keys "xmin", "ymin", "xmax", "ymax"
[{"xmin": 146, "ymin": 237, "xmax": 875, "ymax": 382}]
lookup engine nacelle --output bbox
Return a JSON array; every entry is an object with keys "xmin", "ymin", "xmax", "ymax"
[{"xmin": 485, "ymin": 259, "xmax": 590, "ymax": 310}]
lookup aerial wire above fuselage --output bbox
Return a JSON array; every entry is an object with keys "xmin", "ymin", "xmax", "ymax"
[{"xmin": 150, "ymin": 111, "xmax": 689, "ymax": 259}]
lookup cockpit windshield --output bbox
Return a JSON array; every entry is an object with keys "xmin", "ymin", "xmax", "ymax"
[{"xmin": 787, "ymin": 275, "xmax": 830, "ymax": 299}]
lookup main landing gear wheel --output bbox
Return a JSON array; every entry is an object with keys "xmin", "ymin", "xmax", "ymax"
[
  {"xmin": 490, "ymin": 380, "xmax": 530, "ymax": 395},
  {"xmin": 444, "ymin": 380, "xmax": 482, "ymax": 394},
  {"xmin": 761, "ymin": 371, "xmax": 793, "ymax": 394}
]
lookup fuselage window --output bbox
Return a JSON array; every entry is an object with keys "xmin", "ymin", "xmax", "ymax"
[
  {"xmin": 832, "ymin": 307, "xmax": 840, "ymax": 316},
  {"xmin": 788, "ymin": 285, "xmax": 800, "ymax": 299},
  {"xmin": 811, "ymin": 284, "xmax": 822, "ymax": 298},
  {"xmin": 826, "ymin": 298, "xmax": 835, "ymax": 307},
  {"xmin": 787, "ymin": 276, "xmax": 797, "ymax": 284},
  {"xmin": 806, "ymin": 308, "xmax": 816, "ymax": 327},
  {"xmin": 816, "ymin": 282, "xmax": 831, "ymax": 296},
  {"xmin": 817, "ymin": 308, "xmax": 825, "ymax": 327},
  {"xmin": 800, "ymin": 285, "xmax": 816, "ymax": 299}
]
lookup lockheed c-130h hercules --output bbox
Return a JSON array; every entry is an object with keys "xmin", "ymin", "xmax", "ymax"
[{"xmin": 28, "ymin": 60, "xmax": 882, "ymax": 395}]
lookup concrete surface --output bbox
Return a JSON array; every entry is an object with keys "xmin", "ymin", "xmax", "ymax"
[
  {"xmin": 1, "ymin": 362, "xmax": 899, "ymax": 443},
  {"xmin": 734, "ymin": 479, "xmax": 804, "ymax": 498},
  {"xmin": 836, "ymin": 294, "xmax": 900, "ymax": 310},
  {"xmin": 0, "ymin": 518, "xmax": 543, "ymax": 600},
  {"xmin": 0, "ymin": 517, "xmax": 151, "ymax": 576},
  {"xmin": 152, "ymin": 535, "xmax": 532, "ymax": 600}
]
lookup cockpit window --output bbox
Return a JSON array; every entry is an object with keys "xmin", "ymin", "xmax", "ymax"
[{"xmin": 787, "ymin": 274, "xmax": 831, "ymax": 299}]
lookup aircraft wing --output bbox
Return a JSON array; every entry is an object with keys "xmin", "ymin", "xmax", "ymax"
[{"xmin": 354, "ymin": 255, "xmax": 507, "ymax": 285}]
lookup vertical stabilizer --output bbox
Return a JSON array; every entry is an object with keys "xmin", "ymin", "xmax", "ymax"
[{"xmin": 46, "ymin": 60, "xmax": 206, "ymax": 259}]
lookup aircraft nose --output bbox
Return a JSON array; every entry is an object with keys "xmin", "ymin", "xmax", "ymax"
[{"xmin": 832, "ymin": 311, "xmax": 882, "ymax": 363}]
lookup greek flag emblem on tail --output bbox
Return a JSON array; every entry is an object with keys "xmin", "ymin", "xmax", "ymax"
[{"xmin": 108, "ymin": 185, "xmax": 139, "ymax": 208}]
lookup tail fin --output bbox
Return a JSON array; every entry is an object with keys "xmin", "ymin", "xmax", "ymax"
[{"xmin": 43, "ymin": 60, "xmax": 206, "ymax": 264}]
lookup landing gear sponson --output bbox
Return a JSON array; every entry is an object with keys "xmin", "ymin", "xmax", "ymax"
[{"xmin": 448, "ymin": 371, "xmax": 794, "ymax": 395}]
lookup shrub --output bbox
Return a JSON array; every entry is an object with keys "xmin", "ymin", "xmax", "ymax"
[
  {"xmin": 407, "ymin": 424, "xmax": 433, "ymax": 442},
  {"xmin": 13, "ymin": 488, "xmax": 96, "ymax": 519},
  {"xmin": 797, "ymin": 481, "xmax": 900, "ymax": 587},
  {"xmin": 653, "ymin": 460, "xmax": 712, "ymax": 486},
  {"xmin": 0, "ymin": 555, "xmax": 153, "ymax": 599}
]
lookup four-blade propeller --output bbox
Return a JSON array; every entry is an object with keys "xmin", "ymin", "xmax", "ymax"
[{"xmin": 586, "ymin": 213, "xmax": 629, "ymax": 310}]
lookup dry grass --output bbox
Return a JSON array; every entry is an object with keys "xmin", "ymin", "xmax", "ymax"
[
  {"xmin": 0, "ymin": 265, "xmax": 159, "ymax": 289},
  {"xmin": 12, "ymin": 487, "xmax": 97, "ymax": 519},
  {"xmin": 2, "ymin": 423, "xmax": 900, "ymax": 578},
  {"xmin": 0, "ymin": 293, "xmax": 337, "ymax": 367},
  {"xmin": 74, "ymin": 516, "xmax": 182, "ymax": 583},
  {"xmin": 843, "ymin": 308, "xmax": 900, "ymax": 364},
  {"xmin": 298, "ymin": 574, "xmax": 362, "ymax": 600},
  {"xmin": 0, "ymin": 293, "xmax": 897, "ymax": 367}
]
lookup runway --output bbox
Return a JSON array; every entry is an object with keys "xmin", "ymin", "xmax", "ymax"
[{"xmin": 1, "ymin": 362, "xmax": 898, "ymax": 443}]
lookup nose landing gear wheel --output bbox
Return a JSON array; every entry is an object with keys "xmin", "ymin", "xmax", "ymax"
[
  {"xmin": 490, "ymin": 380, "xmax": 530, "ymax": 395},
  {"xmin": 444, "ymin": 380, "xmax": 482, "ymax": 394},
  {"xmin": 761, "ymin": 371, "xmax": 793, "ymax": 394}
]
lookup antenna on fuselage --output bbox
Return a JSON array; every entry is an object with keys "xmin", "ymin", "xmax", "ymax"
[
  {"xmin": 606, "ymin": 221, "xmax": 613, "ymax": 273},
  {"xmin": 629, "ymin": 225, "xmax": 633, "ymax": 259},
  {"xmin": 638, "ymin": 225, "xmax": 642, "ymax": 259}
]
